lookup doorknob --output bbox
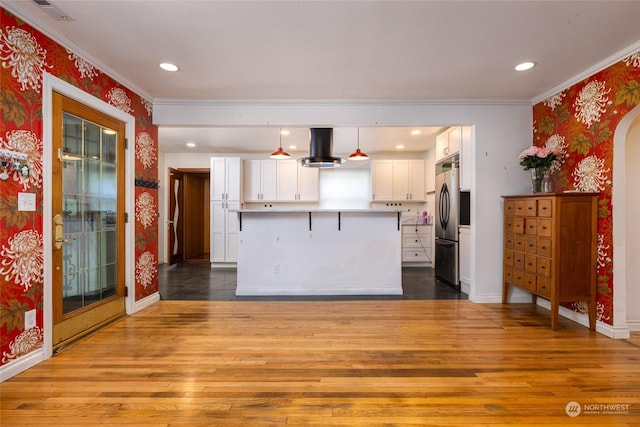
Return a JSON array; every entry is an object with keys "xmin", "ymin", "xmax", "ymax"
[{"xmin": 53, "ymin": 214, "xmax": 75, "ymax": 249}]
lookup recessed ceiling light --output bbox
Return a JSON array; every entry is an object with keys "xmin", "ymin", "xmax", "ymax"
[
  {"xmin": 288, "ymin": 145, "xmax": 297, "ymax": 149},
  {"xmin": 280, "ymin": 130, "xmax": 290, "ymax": 136},
  {"xmin": 515, "ymin": 61, "xmax": 536, "ymax": 71},
  {"xmin": 186, "ymin": 142, "xmax": 196, "ymax": 148},
  {"xmin": 411, "ymin": 130, "xmax": 421, "ymax": 136},
  {"xmin": 159, "ymin": 62, "xmax": 179, "ymax": 72},
  {"xmin": 396, "ymin": 145, "xmax": 405, "ymax": 149}
]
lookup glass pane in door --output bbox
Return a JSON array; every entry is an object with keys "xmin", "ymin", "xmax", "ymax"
[{"xmin": 61, "ymin": 112, "xmax": 118, "ymax": 315}]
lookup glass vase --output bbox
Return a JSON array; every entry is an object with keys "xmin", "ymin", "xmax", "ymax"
[{"xmin": 530, "ymin": 167, "xmax": 553, "ymax": 193}]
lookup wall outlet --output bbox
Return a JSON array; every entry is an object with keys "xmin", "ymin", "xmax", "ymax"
[{"xmin": 24, "ymin": 309, "xmax": 36, "ymax": 330}]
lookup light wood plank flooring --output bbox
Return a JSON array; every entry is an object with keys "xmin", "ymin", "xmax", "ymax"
[{"xmin": 1, "ymin": 300, "xmax": 639, "ymax": 426}]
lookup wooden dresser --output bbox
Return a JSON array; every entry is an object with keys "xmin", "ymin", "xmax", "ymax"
[{"xmin": 501, "ymin": 193, "xmax": 598, "ymax": 330}]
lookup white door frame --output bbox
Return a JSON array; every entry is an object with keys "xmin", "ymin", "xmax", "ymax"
[{"xmin": 42, "ymin": 72, "xmax": 136, "ymax": 359}]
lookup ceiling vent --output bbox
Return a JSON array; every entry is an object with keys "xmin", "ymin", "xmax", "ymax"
[{"xmin": 32, "ymin": 0, "xmax": 75, "ymax": 21}]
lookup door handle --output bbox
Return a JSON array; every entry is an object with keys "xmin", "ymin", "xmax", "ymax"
[{"xmin": 53, "ymin": 214, "xmax": 75, "ymax": 249}]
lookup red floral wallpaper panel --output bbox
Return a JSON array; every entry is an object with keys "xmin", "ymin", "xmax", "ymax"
[
  {"xmin": 532, "ymin": 52, "xmax": 640, "ymax": 325},
  {"xmin": 0, "ymin": 9, "xmax": 158, "ymax": 366}
]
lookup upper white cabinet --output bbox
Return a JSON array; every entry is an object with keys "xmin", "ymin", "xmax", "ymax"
[
  {"xmin": 436, "ymin": 126, "xmax": 461, "ymax": 162},
  {"xmin": 372, "ymin": 159, "xmax": 426, "ymax": 202},
  {"xmin": 459, "ymin": 126, "xmax": 472, "ymax": 191},
  {"xmin": 210, "ymin": 157, "xmax": 241, "ymax": 201},
  {"xmin": 276, "ymin": 159, "xmax": 319, "ymax": 201},
  {"xmin": 243, "ymin": 160, "xmax": 277, "ymax": 201}
]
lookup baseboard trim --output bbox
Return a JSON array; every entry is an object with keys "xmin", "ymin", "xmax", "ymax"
[
  {"xmin": 0, "ymin": 349, "xmax": 43, "ymax": 382},
  {"xmin": 134, "ymin": 292, "xmax": 160, "ymax": 313}
]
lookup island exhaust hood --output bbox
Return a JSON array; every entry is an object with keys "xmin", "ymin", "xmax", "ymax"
[{"xmin": 299, "ymin": 128, "xmax": 345, "ymax": 168}]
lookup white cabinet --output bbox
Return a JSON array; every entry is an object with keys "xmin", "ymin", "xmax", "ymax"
[
  {"xmin": 459, "ymin": 226, "xmax": 471, "ymax": 287},
  {"xmin": 401, "ymin": 224, "xmax": 432, "ymax": 264},
  {"xmin": 243, "ymin": 160, "xmax": 277, "ymax": 201},
  {"xmin": 211, "ymin": 157, "xmax": 241, "ymax": 201},
  {"xmin": 210, "ymin": 157, "xmax": 242, "ymax": 264},
  {"xmin": 436, "ymin": 127, "xmax": 461, "ymax": 162},
  {"xmin": 459, "ymin": 126, "xmax": 472, "ymax": 191},
  {"xmin": 276, "ymin": 160, "xmax": 319, "ymax": 201},
  {"xmin": 372, "ymin": 159, "xmax": 426, "ymax": 201}
]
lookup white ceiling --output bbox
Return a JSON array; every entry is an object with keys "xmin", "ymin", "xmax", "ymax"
[{"xmin": 6, "ymin": 0, "xmax": 640, "ymax": 155}]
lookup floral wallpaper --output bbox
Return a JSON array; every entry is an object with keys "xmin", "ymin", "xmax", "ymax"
[
  {"xmin": 533, "ymin": 51, "xmax": 640, "ymax": 325},
  {"xmin": 0, "ymin": 9, "xmax": 158, "ymax": 366}
]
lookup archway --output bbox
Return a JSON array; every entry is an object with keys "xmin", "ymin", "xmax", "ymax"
[{"xmin": 612, "ymin": 104, "xmax": 640, "ymax": 336}]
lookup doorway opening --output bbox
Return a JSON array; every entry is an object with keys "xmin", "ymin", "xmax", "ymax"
[{"xmin": 167, "ymin": 168, "xmax": 210, "ymax": 265}]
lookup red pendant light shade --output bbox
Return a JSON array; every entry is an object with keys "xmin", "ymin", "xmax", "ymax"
[
  {"xmin": 348, "ymin": 127, "xmax": 369, "ymax": 161},
  {"xmin": 270, "ymin": 128, "xmax": 291, "ymax": 159}
]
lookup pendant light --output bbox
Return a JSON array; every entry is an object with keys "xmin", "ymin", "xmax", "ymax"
[
  {"xmin": 348, "ymin": 127, "xmax": 369, "ymax": 161},
  {"xmin": 270, "ymin": 128, "xmax": 291, "ymax": 159}
]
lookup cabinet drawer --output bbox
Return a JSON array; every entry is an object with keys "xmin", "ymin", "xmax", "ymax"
[
  {"xmin": 525, "ymin": 218, "xmax": 538, "ymax": 235},
  {"xmin": 525, "ymin": 236, "xmax": 537, "ymax": 253},
  {"xmin": 514, "ymin": 234, "xmax": 525, "ymax": 252},
  {"xmin": 505, "ymin": 233, "xmax": 515, "ymax": 249},
  {"xmin": 511, "ymin": 217, "xmax": 524, "ymax": 234},
  {"xmin": 514, "ymin": 252, "xmax": 525, "ymax": 270},
  {"xmin": 538, "ymin": 238, "xmax": 552, "ymax": 257},
  {"xmin": 537, "ymin": 258, "xmax": 551, "ymax": 277},
  {"xmin": 537, "ymin": 199, "xmax": 553, "ymax": 217},
  {"xmin": 538, "ymin": 219, "xmax": 552, "ymax": 237},
  {"xmin": 402, "ymin": 249, "xmax": 428, "ymax": 261},
  {"xmin": 524, "ymin": 273, "xmax": 537, "ymax": 293},
  {"xmin": 537, "ymin": 276, "xmax": 551, "ymax": 298},
  {"xmin": 504, "ymin": 249, "xmax": 514, "ymax": 266},
  {"xmin": 513, "ymin": 269, "xmax": 525, "ymax": 287},
  {"xmin": 403, "ymin": 235, "xmax": 429, "ymax": 247},
  {"xmin": 514, "ymin": 200, "xmax": 527, "ymax": 216},
  {"xmin": 504, "ymin": 266, "xmax": 514, "ymax": 284},
  {"xmin": 505, "ymin": 200, "xmax": 515, "ymax": 216},
  {"xmin": 525, "ymin": 200, "xmax": 537, "ymax": 216},
  {"xmin": 525, "ymin": 254, "xmax": 537, "ymax": 273}
]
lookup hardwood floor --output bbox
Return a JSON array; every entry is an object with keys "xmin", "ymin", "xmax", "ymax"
[{"xmin": 2, "ymin": 300, "xmax": 639, "ymax": 425}]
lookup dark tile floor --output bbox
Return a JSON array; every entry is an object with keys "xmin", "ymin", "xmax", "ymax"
[{"xmin": 158, "ymin": 262, "xmax": 468, "ymax": 301}]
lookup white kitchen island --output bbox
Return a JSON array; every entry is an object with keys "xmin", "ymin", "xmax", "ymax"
[{"xmin": 234, "ymin": 208, "xmax": 404, "ymax": 296}]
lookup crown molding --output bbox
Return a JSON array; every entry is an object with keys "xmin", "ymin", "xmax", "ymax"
[
  {"xmin": 532, "ymin": 40, "xmax": 640, "ymax": 105},
  {"xmin": 2, "ymin": 0, "xmax": 153, "ymax": 102}
]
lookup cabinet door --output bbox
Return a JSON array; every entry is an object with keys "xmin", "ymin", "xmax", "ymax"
[
  {"xmin": 210, "ymin": 201, "xmax": 226, "ymax": 262},
  {"xmin": 243, "ymin": 160, "xmax": 262, "ymax": 201},
  {"xmin": 276, "ymin": 159, "xmax": 298, "ymax": 201},
  {"xmin": 260, "ymin": 160, "xmax": 277, "ymax": 201},
  {"xmin": 447, "ymin": 127, "xmax": 461, "ymax": 157},
  {"xmin": 210, "ymin": 157, "xmax": 227, "ymax": 200},
  {"xmin": 371, "ymin": 160, "xmax": 394, "ymax": 201},
  {"xmin": 409, "ymin": 159, "xmax": 426, "ymax": 201},
  {"xmin": 436, "ymin": 132, "xmax": 448, "ymax": 162},
  {"xmin": 297, "ymin": 164, "xmax": 319, "ymax": 201},
  {"xmin": 393, "ymin": 160, "xmax": 410, "ymax": 201},
  {"xmin": 225, "ymin": 201, "xmax": 240, "ymax": 262},
  {"xmin": 225, "ymin": 158, "xmax": 241, "ymax": 201},
  {"xmin": 459, "ymin": 126, "xmax": 472, "ymax": 191},
  {"xmin": 459, "ymin": 227, "xmax": 471, "ymax": 285}
]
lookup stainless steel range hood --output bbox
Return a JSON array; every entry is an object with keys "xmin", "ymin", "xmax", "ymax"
[{"xmin": 299, "ymin": 128, "xmax": 345, "ymax": 168}]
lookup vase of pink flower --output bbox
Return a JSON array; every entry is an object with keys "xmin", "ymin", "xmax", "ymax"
[{"xmin": 518, "ymin": 146, "xmax": 559, "ymax": 193}]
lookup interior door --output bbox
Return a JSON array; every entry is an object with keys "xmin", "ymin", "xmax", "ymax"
[
  {"xmin": 168, "ymin": 168, "xmax": 184, "ymax": 265},
  {"xmin": 51, "ymin": 92, "xmax": 126, "ymax": 350}
]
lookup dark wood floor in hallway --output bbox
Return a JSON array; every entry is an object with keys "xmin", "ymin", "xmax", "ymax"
[
  {"xmin": 158, "ymin": 263, "xmax": 467, "ymax": 301},
  {"xmin": 1, "ymin": 300, "xmax": 639, "ymax": 426}
]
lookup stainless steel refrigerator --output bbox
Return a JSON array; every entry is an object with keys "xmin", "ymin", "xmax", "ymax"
[{"xmin": 435, "ymin": 160, "xmax": 459, "ymax": 288}]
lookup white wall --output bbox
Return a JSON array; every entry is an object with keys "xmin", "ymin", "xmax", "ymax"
[
  {"xmin": 626, "ymin": 115, "xmax": 640, "ymax": 328},
  {"xmin": 154, "ymin": 100, "xmax": 533, "ymax": 303}
]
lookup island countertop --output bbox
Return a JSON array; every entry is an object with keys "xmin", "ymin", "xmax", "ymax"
[{"xmin": 232, "ymin": 208, "xmax": 407, "ymax": 213}]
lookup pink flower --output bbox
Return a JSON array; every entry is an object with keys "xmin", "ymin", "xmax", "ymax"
[
  {"xmin": 536, "ymin": 147, "xmax": 558, "ymax": 158},
  {"xmin": 519, "ymin": 146, "xmax": 539, "ymax": 159}
]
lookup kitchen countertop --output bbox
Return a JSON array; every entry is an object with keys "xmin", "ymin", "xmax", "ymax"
[{"xmin": 233, "ymin": 208, "xmax": 407, "ymax": 213}]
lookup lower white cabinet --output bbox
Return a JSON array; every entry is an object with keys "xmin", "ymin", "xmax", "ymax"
[
  {"xmin": 211, "ymin": 200, "xmax": 239, "ymax": 263},
  {"xmin": 459, "ymin": 226, "xmax": 471, "ymax": 286},
  {"xmin": 401, "ymin": 224, "xmax": 432, "ymax": 265}
]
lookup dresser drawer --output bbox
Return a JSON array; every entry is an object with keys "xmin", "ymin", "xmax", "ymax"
[
  {"xmin": 537, "ymin": 258, "xmax": 551, "ymax": 277},
  {"xmin": 402, "ymin": 249, "xmax": 428, "ymax": 261},
  {"xmin": 524, "ymin": 199, "xmax": 537, "ymax": 216},
  {"xmin": 514, "ymin": 200, "xmax": 527, "ymax": 216},
  {"xmin": 525, "ymin": 236, "xmax": 537, "ymax": 253},
  {"xmin": 504, "ymin": 266, "xmax": 514, "ymax": 284},
  {"xmin": 512, "ymin": 269, "xmax": 525, "ymax": 287},
  {"xmin": 524, "ymin": 273, "xmax": 537, "ymax": 293},
  {"xmin": 537, "ymin": 276, "xmax": 552, "ymax": 298},
  {"xmin": 403, "ymin": 235, "xmax": 429, "ymax": 247},
  {"xmin": 525, "ymin": 254, "xmax": 537, "ymax": 273},
  {"xmin": 538, "ymin": 238, "xmax": 552, "ymax": 257},
  {"xmin": 514, "ymin": 251, "xmax": 525, "ymax": 270},
  {"xmin": 538, "ymin": 219, "xmax": 552, "ymax": 237},
  {"xmin": 537, "ymin": 199, "xmax": 553, "ymax": 217},
  {"xmin": 525, "ymin": 218, "xmax": 538, "ymax": 235},
  {"xmin": 505, "ymin": 233, "xmax": 515, "ymax": 249},
  {"xmin": 504, "ymin": 249, "xmax": 514, "ymax": 266}
]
